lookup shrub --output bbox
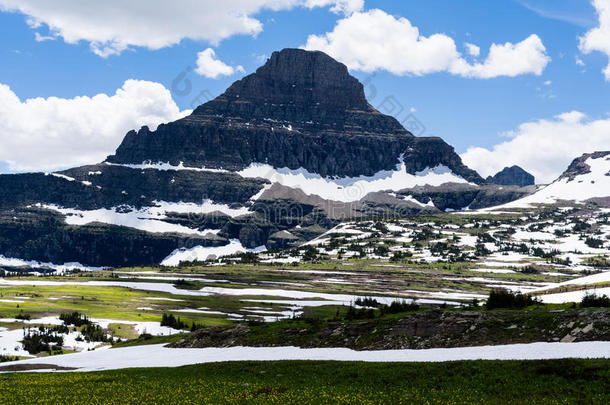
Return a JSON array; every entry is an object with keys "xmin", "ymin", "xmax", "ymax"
[
  {"xmin": 485, "ymin": 289, "xmax": 540, "ymax": 309},
  {"xmin": 60, "ymin": 311, "xmax": 91, "ymax": 327},
  {"xmin": 0, "ymin": 354, "xmax": 18, "ymax": 363},
  {"xmin": 373, "ymin": 245, "xmax": 390, "ymax": 257},
  {"xmin": 81, "ymin": 324, "xmax": 111, "ymax": 343},
  {"xmin": 354, "ymin": 297, "xmax": 380, "ymax": 308},
  {"xmin": 345, "ymin": 306, "xmax": 376, "ymax": 320},
  {"xmin": 581, "ymin": 293, "xmax": 610, "ymax": 308},
  {"xmin": 301, "ymin": 246, "xmax": 319, "ymax": 262},
  {"xmin": 520, "ymin": 266, "xmax": 540, "ymax": 274},
  {"xmin": 160, "ymin": 313, "xmax": 187, "ymax": 330},
  {"xmin": 379, "ymin": 300, "xmax": 420, "ymax": 315},
  {"xmin": 585, "ymin": 238, "xmax": 604, "ymax": 249},
  {"xmin": 238, "ymin": 252, "xmax": 260, "ymax": 264},
  {"xmin": 390, "ymin": 251, "xmax": 412, "ymax": 262},
  {"xmin": 22, "ymin": 327, "xmax": 64, "ymax": 354}
]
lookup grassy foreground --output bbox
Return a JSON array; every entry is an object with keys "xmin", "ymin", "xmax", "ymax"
[{"xmin": 1, "ymin": 359, "xmax": 609, "ymax": 404}]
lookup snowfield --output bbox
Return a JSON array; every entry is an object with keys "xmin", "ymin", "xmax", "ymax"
[
  {"xmin": 105, "ymin": 161, "xmax": 230, "ymax": 173},
  {"xmin": 0, "ymin": 255, "xmax": 104, "ymax": 273},
  {"xmin": 161, "ymin": 240, "xmax": 267, "ymax": 266},
  {"xmin": 237, "ymin": 158, "xmax": 470, "ymax": 202},
  {"xmin": 1, "ymin": 342, "xmax": 609, "ymax": 372},
  {"xmin": 40, "ymin": 199, "xmax": 250, "ymax": 237},
  {"xmin": 538, "ymin": 288, "xmax": 610, "ymax": 304}
]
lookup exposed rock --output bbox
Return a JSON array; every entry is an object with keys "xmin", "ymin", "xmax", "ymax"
[
  {"xmin": 396, "ymin": 183, "xmax": 536, "ymax": 211},
  {"xmin": 487, "ymin": 166, "xmax": 535, "ymax": 187},
  {"xmin": 170, "ymin": 308, "xmax": 610, "ymax": 350},
  {"xmin": 559, "ymin": 151, "xmax": 610, "ymax": 181},
  {"xmin": 267, "ymin": 230, "xmax": 301, "ymax": 250}
]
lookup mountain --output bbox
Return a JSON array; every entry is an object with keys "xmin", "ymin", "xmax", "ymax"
[
  {"xmin": 486, "ymin": 166, "xmax": 535, "ymax": 187},
  {"xmin": 108, "ymin": 49, "xmax": 481, "ymax": 181},
  {"xmin": 0, "ymin": 48, "xmax": 534, "ymax": 268},
  {"xmin": 499, "ymin": 151, "xmax": 610, "ymax": 208}
]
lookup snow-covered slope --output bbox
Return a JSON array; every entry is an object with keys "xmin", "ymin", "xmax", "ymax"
[{"xmin": 495, "ymin": 152, "xmax": 610, "ymax": 208}]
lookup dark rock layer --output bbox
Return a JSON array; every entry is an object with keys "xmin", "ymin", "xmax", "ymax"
[
  {"xmin": 487, "ymin": 166, "xmax": 535, "ymax": 187},
  {"xmin": 0, "ymin": 164, "xmax": 266, "ymax": 211},
  {"xmin": 397, "ymin": 183, "xmax": 535, "ymax": 211}
]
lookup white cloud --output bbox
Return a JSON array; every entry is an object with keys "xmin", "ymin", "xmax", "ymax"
[
  {"xmin": 465, "ymin": 42, "xmax": 480, "ymax": 57},
  {"xmin": 34, "ymin": 32, "xmax": 54, "ymax": 42},
  {"xmin": 460, "ymin": 111, "xmax": 610, "ymax": 184},
  {"xmin": 0, "ymin": 0, "xmax": 363, "ymax": 57},
  {"xmin": 195, "ymin": 48, "xmax": 245, "ymax": 79},
  {"xmin": 0, "ymin": 80, "xmax": 189, "ymax": 172},
  {"xmin": 304, "ymin": 0, "xmax": 363, "ymax": 15},
  {"xmin": 579, "ymin": 0, "xmax": 610, "ymax": 80},
  {"xmin": 304, "ymin": 9, "xmax": 550, "ymax": 78}
]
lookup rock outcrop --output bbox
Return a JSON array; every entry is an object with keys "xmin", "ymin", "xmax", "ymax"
[
  {"xmin": 396, "ymin": 183, "xmax": 536, "ymax": 211},
  {"xmin": 559, "ymin": 151, "xmax": 610, "ymax": 181},
  {"xmin": 487, "ymin": 166, "xmax": 535, "ymax": 187}
]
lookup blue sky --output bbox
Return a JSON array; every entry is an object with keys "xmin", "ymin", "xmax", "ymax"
[{"xmin": 0, "ymin": 0, "xmax": 609, "ymax": 182}]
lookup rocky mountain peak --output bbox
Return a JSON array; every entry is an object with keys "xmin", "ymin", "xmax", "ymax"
[
  {"xmin": 194, "ymin": 48, "xmax": 369, "ymax": 116},
  {"xmin": 107, "ymin": 48, "xmax": 482, "ymax": 182},
  {"xmin": 559, "ymin": 151, "xmax": 610, "ymax": 181},
  {"xmin": 487, "ymin": 166, "xmax": 535, "ymax": 187}
]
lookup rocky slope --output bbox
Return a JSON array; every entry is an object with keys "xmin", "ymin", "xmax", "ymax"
[{"xmin": 170, "ymin": 307, "xmax": 610, "ymax": 351}]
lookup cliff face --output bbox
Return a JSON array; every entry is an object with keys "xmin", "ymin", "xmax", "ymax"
[
  {"xmin": 107, "ymin": 49, "xmax": 482, "ymax": 183},
  {"xmin": 487, "ymin": 166, "xmax": 535, "ymax": 187}
]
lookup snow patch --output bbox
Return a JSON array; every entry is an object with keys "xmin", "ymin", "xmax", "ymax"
[
  {"xmin": 3, "ymin": 342, "xmax": 609, "ymax": 371},
  {"xmin": 161, "ymin": 240, "xmax": 267, "ymax": 266},
  {"xmin": 237, "ymin": 157, "xmax": 470, "ymax": 202}
]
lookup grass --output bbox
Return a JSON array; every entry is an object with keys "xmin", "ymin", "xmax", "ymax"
[
  {"xmin": 0, "ymin": 359, "xmax": 608, "ymax": 404},
  {"xmin": 111, "ymin": 333, "xmax": 187, "ymax": 348},
  {"xmin": 0, "ymin": 284, "xmax": 236, "ymax": 329}
]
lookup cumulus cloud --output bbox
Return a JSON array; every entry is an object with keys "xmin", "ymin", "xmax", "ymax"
[
  {"xmin": 460, "ymin": 111, "xmax": 610, "ymax": 184},
  {"xmin": 579, "ymin": 0, "xmax": 610, "ymax": 80},
  {"xmin": 304, "ymin": 0, "xmax": 364, "ymax": 15},
  {"xmin": 0, "ymin": 0, "xmax": 363, "ymax": 57},
  {"xmin": 195, "ymin": 48, "xmax": 245, "ymax": 79},
  {"xmin": 304, "ymin": 9, "xmax": 550, "ymax": 78},
  {"xmin": 0, "ymin": 80, "xmax": 189, "ymax": 172},
  {"xmin": 465, "ymin": 43, "xmax": 480, "ymax": 57}
]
